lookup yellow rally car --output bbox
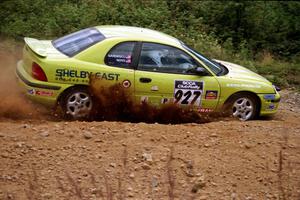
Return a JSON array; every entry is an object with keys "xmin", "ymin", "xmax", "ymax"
[{"xmin": 16, "ymin": 25, "xmax": 280, "ymax": 120}]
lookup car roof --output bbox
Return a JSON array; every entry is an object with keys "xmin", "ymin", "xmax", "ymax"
[{"xmin": 95, "ymin": 25, "xmax": 182, "ymax": 47}]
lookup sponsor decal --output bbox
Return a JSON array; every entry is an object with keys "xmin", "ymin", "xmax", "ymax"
[
  {"xmin": 141, "ymin": 96, "xmax": 148, "ymax": 104},
  {"xmin": 161, "ymin": 98, "xmax": 170, "ymax": 104},
  {"xmin": 174, "ymin": 80, "xmax": 203, "ymax": 106},
  {"xmin": 226, "ymin": 83, "xmax": 261, "ymax": 88},
  {"xmin": 107, "ymin": 54, "xmax": 132, "ymax": 64},
  {"xmin": 264, "ymin": 94, "xmax": 276, "ymax": 100},
  {"xmin": 267, "ymin": 103, "xmax": 275, "ymax": 110},
  {"xmin": 151, "ymin": 86, "xmax": 159, "ymax": 91},
  {"xmin": 55, "ymin": 77, "xmax": 89, "ymax": 83},
  {"xmin": 55, "ymin": 69, "xmax": 120, "ymax": 81},
  {"xmin": 36, "ymin": 90, "xmax": 53, "ymax": 96},
  {"xmin": 27, "ymin": 89, "xmax": 53, "ymax": 96},
  {"xmin": 205, "ymin": 90, "xmax": 218, "ymax": 99},
  {"xmin": 122, "ymin": 80, "xmax": 131, "ymax": 88},
  {"xmin": 175, "ymin": 80, "xmax": 202, "ymax": 90},
  {"xmin": 198, "ymin": 108, "xmax": 213, "ymax": 113},
  {"xmin": 27, "ymin": 89, "xmax": 35, "ymax": 95}
]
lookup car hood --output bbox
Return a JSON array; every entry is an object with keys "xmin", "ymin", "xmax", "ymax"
[{"xmin": 215, "ymin": 59, "xmax": 270, "ymax": 84}]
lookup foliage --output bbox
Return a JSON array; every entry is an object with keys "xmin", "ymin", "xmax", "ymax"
[
  {"xmin": 0, "ymin": 0, "xmax": 299, "ymax": 88},
  {"xmin": 195, "ymin": 1, "xmax": 300, "ymax": 58}
]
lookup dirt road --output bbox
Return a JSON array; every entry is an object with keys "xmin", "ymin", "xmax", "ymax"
[{"xmin": 0, "ymin": 45, "xmax": 299, "ymax": 200}]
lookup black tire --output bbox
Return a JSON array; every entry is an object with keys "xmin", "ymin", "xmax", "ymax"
[
  {"xmin": 60, "ymin": 87, "xmax": 93, "ymax": 120},
  {"xmin": 224, "ymin": 93, "xmax": 259, "ymax": 121}
]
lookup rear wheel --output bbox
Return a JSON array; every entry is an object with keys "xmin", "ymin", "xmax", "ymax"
[
  {"xmin": 225, "ymin": 94, "xmax": 258, "ymax": 121},
  {"xmin": 60, "ymin": 87, "xmax": 93, "ymax": 119}
]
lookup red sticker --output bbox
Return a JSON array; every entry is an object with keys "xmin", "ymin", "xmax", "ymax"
[
  {"xmin": 205, "ymin": 90, "xmax": 218, "ymax": 99},
  {"xmin": 36, "ymin": 90, "xmax": 53, "ymax": 96}
]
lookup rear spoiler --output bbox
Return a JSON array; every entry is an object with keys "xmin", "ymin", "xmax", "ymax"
[{"xmin": 24, "ymin": 37, "xmax": 47, "ymax": 58}]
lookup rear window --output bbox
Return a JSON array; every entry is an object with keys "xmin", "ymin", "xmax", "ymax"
[
  {"xmin": 52, "ymin": 28, "xmax": 105, "ymax": 57},
  {"xmin": 105, "ymin": 42, "xmax": 136, "ymax": 68}
]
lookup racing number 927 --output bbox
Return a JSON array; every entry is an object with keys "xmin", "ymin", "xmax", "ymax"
[{"xmin": 174, "ymin": 80, "xmax": 203, "ymax": 106}]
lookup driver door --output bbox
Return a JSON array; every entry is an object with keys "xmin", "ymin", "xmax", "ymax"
[{"xmin": 134, "ymin": 42, "xmax": 220, "ymax": 112}]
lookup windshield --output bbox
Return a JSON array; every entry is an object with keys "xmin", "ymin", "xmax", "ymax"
[
  {"xmin": 182, "ymin": 43, "xmax": 223, "ymax": 75},
  {"xmin": 52, "ymin": 28, "xmax": 105, "ymax": 57}
]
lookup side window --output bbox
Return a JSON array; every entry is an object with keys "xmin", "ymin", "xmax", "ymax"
[
  {"xmin": 105, "ymin": 42, "xmax": 135, "ymax": 68},
  {"xmin": 138, "ymin": 42, "xmax": 199, "ymax": 74}
]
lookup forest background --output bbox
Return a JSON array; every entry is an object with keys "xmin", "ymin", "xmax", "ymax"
[{"xmin": 0, "ymin": 0, "xmax": 299, "ymax": 89}]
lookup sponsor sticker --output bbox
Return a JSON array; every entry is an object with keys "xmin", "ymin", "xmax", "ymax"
[
  {"xmin": 55, "ymin": 69, "xmax": 120, "ymax": 81},
  {"xmin": 205, "ymin": 90, "xmax": 218, "ymax": 99},
  {"xmin": 151, "ymin": 86, "xmax": 159, "ymax": 91},
  {"xmin": 198, "ymin": 108, "xmax": 213, "ymax": 113},
  {"xmin": 226, "ymin": 83, "xmax": 261, "ymax": 88},
  {"xmin": 27, "ymin": 89, "xmax": 35, "ymax": 95},
  {"xmin": 106, "ymin": 54, "xmax": 132, "ymax": 64},
  {"xmin": 264, "ymin": 94, "xmax": 276, "ymax": 100},
  {"xmin": 141, "ymin": 96, "xmax": 148, "ymax": 104},
  {"xmin": 122, "ymin": 80, "xmax": 131, "ymax": 88},
  {"xmin": 267, "ymin": 103, "xmax": 275, "ymax": 110},
  {"xmin": 161, "ymin": 98, "xmax": 169, "ymax": 104},
  {"xmin": 36, "ymin": 91, "xmax": 53, "ymax": 96},
  {"xmin": 174, "ymin": 80, "xmax": 203, "ymax": 106},
  {"xmin": 27, "ymin": 89, "xmax": 53, "ymax": 96}
]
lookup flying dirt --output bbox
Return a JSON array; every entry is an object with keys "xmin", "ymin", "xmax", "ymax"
[
  {"xmin": 0, "ymin": 42, "xmax": 48, "ymax": 120},
  {"xmin": 89, "ymin": 76, "xmax": 214, "ymax": 124},
  {"xmin": 0, "ymin": 43, "xmax": 300, "ymax": 199}
]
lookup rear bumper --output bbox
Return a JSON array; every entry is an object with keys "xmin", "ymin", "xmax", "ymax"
[
  {"xmin": 258, "ymin": 92, "xmax": 281, "ymax": 116},
  {"xmin": 16, "ymin": 60, "xmax": 67, "ymax": 107}
]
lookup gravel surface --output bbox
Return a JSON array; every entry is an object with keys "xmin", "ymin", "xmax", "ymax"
[{"xmin": 0, "ymin": 91, "xmax": 299, "ymax": 200}]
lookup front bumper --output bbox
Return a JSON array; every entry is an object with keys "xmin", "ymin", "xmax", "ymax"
[
  {"xmin": 258, "ymin": 92, "xmax": 281, "ymax": 116},
  {"xmin": 16, "ymin": 60, "xmax": 68, "ymax": 107}
]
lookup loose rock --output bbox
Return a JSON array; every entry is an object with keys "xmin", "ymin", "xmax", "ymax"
[
  {"xmin": 83, "ymin": 131, "xmax": 93, "ymax": 139},
  {"xmin": 142, "ymin": 152, "xmax": 153, "ymax": 162},
  {"xmin": 191, "ymin": 176, "xmax": 206, "ymax": 193},
  {"xmin": 40, "ymin": 131, "xmax": 49, "ymax": 137},
  {"xmin": 142, "ymin": 163, "xmax": 151, "ymax": 170},
  {"xmin": 129, "ymin": 173, "xmax": 135, "ymax": 179}
]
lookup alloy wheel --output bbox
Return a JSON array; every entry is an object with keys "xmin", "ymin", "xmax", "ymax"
[
  {"xmin": 232, "ymin": 97, "xmax": 254, "ymax": 121},
  {"xmin": 66, "ymin": 91, "xmax": 92, "ymax": 118}
]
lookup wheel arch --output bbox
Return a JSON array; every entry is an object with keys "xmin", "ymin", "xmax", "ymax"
[
  {"xmin": 57, "ymin": 84, "xmax": 90, "ymax": 106},
  {"xmin": 223, "ymin": 91, "xmax": 261, "ymax": 117}
]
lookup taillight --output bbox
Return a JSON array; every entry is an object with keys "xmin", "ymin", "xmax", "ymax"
[{"xmin": 32, "ymin": 62, "xmax": 47, "ymax": 82}]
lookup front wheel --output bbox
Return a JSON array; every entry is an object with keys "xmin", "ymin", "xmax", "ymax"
[
  {"xmin": 225, "ymin": 94, "xmax": 258, "ymax": 121},
  {"xmin": 60, "ymin": 87, "xmax": 93, "ymax": 120}
]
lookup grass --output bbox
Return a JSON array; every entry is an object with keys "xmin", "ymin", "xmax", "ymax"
[
  {"xmin": 167, "ymin": 147, "xmax": 175, "ymax": 200},
  {"xmin": 18, "ymin": 141, "xmax": 297, "ymax": 200}
]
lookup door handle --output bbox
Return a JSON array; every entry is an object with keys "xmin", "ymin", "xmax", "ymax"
[{"xmin": 139, "ymin": 77, "xmax": 152, "ymax": 83}]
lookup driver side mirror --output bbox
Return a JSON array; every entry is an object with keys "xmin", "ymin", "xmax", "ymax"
[{"xmin": 194, "ymin": 67, "xmax": 209, "ymax": 76}]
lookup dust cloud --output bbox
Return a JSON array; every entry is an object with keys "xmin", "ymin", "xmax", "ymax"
[
  {"xmin": 89, "ymin": 77, "xmax": 216, "ymax": 124},
  {"xmin": 0, "ymin": 43, "xmax": 46, "ymax": 119}
]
